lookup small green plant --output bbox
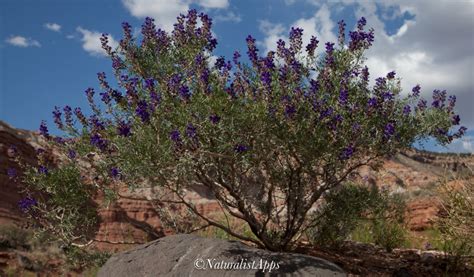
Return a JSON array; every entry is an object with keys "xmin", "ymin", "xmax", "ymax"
[
  {"xmin": 372, "ymin": 220, "xmax": 407, "ymax": 252},
  {"xmin": 63, "ymin": 246, "xmax": 111, "ymax": 270},
  {"xmin": 0, "ymin": 224, "xmax": 32, "ymax": 250}
]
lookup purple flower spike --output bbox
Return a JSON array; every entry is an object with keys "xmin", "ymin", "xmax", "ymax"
[
  {"xmin": 39, "ymin": 121, "xmax": 50, "ymax": 138},
  {"xmin": 186, "ymin": 123, "xmax": 197, "ymax": 139},
  {"xmin": 246, "ymin": 35, "xmax": 258, "ymax": 65},
  {"xmin": 384, "ymin": 122, "xmax": 395, "ymax": 139},
  {"xmin": 38, "ymin": 165, "xmax": 48, "ymax": 175},
  {"xmin": 18, "ymin": 197, "xmax": 37, "ymax": 213},
  {"xmin": 117, "ymin": 121, "xmax": 132, "ymax": 137},
  {"xmin": 68, "ymin": 149, "xmax": 77, "ymax": 159},
  {"xmin": 411, "ymin": 85, "xmax": 421, "ymax": 97},
  {"xmin": 234, "ymin": 144, "xmax": 249, "ymax": 153},
  {"xmin": 209, "ymin": 114, "xmax": 221, "ymax": 124},
  {"xmin": 306, "ymin": 36, "xmax": 319, "ymax": 57},
  {"xmin": 339, "ymin": 89, "xmax": 349, "ymax": 106},
  {"xmin": 340, "ymin": 145, "xmax": 354, "ymax": 160},
  {"xmin": 7, "ymin": 167, "xmax": 17, "ymax": 178},
  {"xmin": 170, "ymin": 129, "xmax": 182, "ymax": 143},
  {"xmin": 403, "ymin": 105, "xmax": 411, "ymax": 115},
  {"xmin": 452, "ymin": 114, "xmax": 461, "ymax": 125},
  {"xmin": 135, "ymin": 100, "xmax": 150, "ymax": 123},
  {"xmin": 179, "ymin": 85, "xmax": 191, "ymax": 100},
  {"xmin": 386, "ymin": 71, "xmax": 396, "ymax": 79},
  {"xmin": 110, "ymin": 167, "xmax": 121, "ymax": 179}
]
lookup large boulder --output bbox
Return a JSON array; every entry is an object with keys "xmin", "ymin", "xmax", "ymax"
[{"xmin": 98, "ymin": 234, "xmax": 346, "ymax": 277}]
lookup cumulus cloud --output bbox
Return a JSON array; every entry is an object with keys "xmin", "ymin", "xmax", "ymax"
[
  {"xmin": 214, "ymin": 11, "xmax": 241, "ymax": 23},
  {"xmin": 76, "ymin": 27, "xmax": 118, "ymax": 56},
  {"xmin": 5, "ymin": 35, "xmax": 41, "ymax": 47},
  {"xmin": 259, "ymin": 4, "xmax": 337, "ymax": 57},
  {"xmin": 198, "ymin": 0, "xmax": 228, "ymax": 9},
  {"xmin": 44, "ymin": 22, "xmax": 61, "ymax": 32},
  {"xmin": 122, "ymin": 0, "xmax": 229, "ymax": 32}
]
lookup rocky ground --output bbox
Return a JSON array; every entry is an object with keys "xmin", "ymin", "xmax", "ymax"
[
  {"xmin": 1, "ymin": 120, "xmax": 473, "ymax": 276},
  {"xmin": 297, "ymin": 242, "xmax": 473, "ymax": 276}
]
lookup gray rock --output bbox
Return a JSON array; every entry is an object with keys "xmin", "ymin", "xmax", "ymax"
[{"xmin": 98, "ymin": 234, "xmax": 346, "ymax": 277}]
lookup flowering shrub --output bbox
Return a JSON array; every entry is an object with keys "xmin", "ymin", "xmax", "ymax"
[{"xmin": 12, "ymin": 10, "xmax": 465, "ymax": 251}]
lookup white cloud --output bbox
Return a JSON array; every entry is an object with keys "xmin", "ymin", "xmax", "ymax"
[
  {"xmin": 198, "ymin": 0, "xmax": 228, "ymax": 9},
  {"xmin": 259, "ymin": 4, "xmax": 337, "ymax": 57},
  {"xmin": 284, "ymin": 0, "xmax": 296, "ymax": 5},
  {"xmin": 122, "ymin": 0, "xmax": 229, "ymax": 32},
  {"xmin": 5, "ymin": 36, "xmax": 41, "ymax": 47},
  {"xmin": 122, "ymin": 0, "xmax": 188, "ymax": 32},
  {"xmin": 214, "ymin": 11, "xmax": 241, "ymax": 23},
  {"xmin": 427, "ymin": 135, "xmax": 474, "ymax": 153},
  {"xmin": 461, "ymin": 136, "xmax": 473, "ymax": 153},
  {"xmin": 258, "ymin": 20, "xmax": 286, "ymax": 53},
  {"xmin": 44, "ymin": 22, "xmax": 61, "ymax": 32},
  {"xmin": 66, "ymin": 34, "xmax": 75, "ymax": 39},
  {"xmin": 76, "ymin": 27, "xmax": 118, "ymax": 56}
]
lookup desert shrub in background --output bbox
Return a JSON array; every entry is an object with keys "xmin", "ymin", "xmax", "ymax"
[
  {"xmin": 0, "ymin": 224, "xmax": 31, "ymax": 250},
  {"xmin": 437, "ymin": 176, "xmax": 473, "ymax": 269},
  {"xmin": 308, "ymin": 183, "xmax": 408, "ymax": 251},
  {"xmin": 307, "ymin": 183, "xmax": 376, "ymax": 247},
  {"xmin": 7, "ymin": 9, "xmax": 466, "ymax": 251}
]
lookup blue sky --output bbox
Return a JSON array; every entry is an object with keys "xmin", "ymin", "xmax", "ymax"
[{"xmin": 1, "ymin": 0, "xmax": 473, "ymax": 153}]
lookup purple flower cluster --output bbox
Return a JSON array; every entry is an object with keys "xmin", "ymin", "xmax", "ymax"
[
  {"xmin": 361, "ymin": 66, "xmax": 369, "ymax": 82},
  {"xmin": 39, "ymin": 121, "xmax": 50, "ymax": 138},
  {"xmin": 386, "ymin": 71, "xmax": 396, "ymax": 79},
  {"xmin": 246, "ymin": 35, "xmax": 259, "ymax": 66},
  {"xmin": 348, "ymin": 17, "xmax": 374, "ymax": 51},
  {"xmin": 403, "ymin": 105, "xmax": 411, "ymax": 115},
  {"xmin": 38, "ymin": 165, "xmax": 48, "ymax": 175},
  {"xmin": 110, "ymin": 167, "xmax": 121, "ymax": 179},
  {"xmin": 306, "ymin": 36, "xmax": 319, "ymax": 57},
  {"xmin": 186, "ymin": 123, "xmax": 197, "ymax": 139},
  {"xmin": 340, "ymin": 145, "xmax": 354, "ymax": 160},
  {"xmin": 117, "ymin": 121, "xmax": 132, "ymax": 137},
  {"xmin": 325, "ymin": 42, "xmax": 335, "ymax": 66},
  {"xmin": 74, "ymin": 107, "xmax": 88, "ymax": 126},
  {"xmin": 234, "ymin": 144, "xmax": 249, "ymax": 153},
  {"xmin": 337, "ymin": 20, "xmax": 346, "ymax": 45},
  {"xmin": 289, "ymin": 27, "xmax": 303, "ymax": 53},
  {"xmin": 170, "ymin": 129, "xmax": 183, "ymax": 149},
  {"xmin": 90, "ymin": 133, "xmax": 108, "ymax": 151},
  {"xmin": 63, "ymin": 106, "xmax": 73, "ymax": 126},
  {"xmin": 135, "ymin": 100, "xmax": 150, "ymax": 123},
  {"xmin": 53, "ymin": 106, "xmax": 63, "ymax": 129},
  {"xmin": 18, "ymin": 197, "xmax": 37, "ymax": 213},
  {"xmin": 68, "ymin": 149, "xmax": 76, "ymax": 159},
  {"xmin": 339, "ymin": 89, "xmax": 349, "ymax": 106},
  {"xmin": 431, "ymin": 89, "xmax": 447, "ymax": 108},
  {"xmin": 7, "ymin": 167, "xmax": 17, "ymax": 178},
  {"xmin": 384, "ymin": 122, "xmax": 395, "ymax": 139},
  {"xmin": 209, "ymin": 114, "xmax": 221, "ymax": 124},
  {"xmin": 411, "ymin": 85, "xmax": 421, "ymax": 97}
]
